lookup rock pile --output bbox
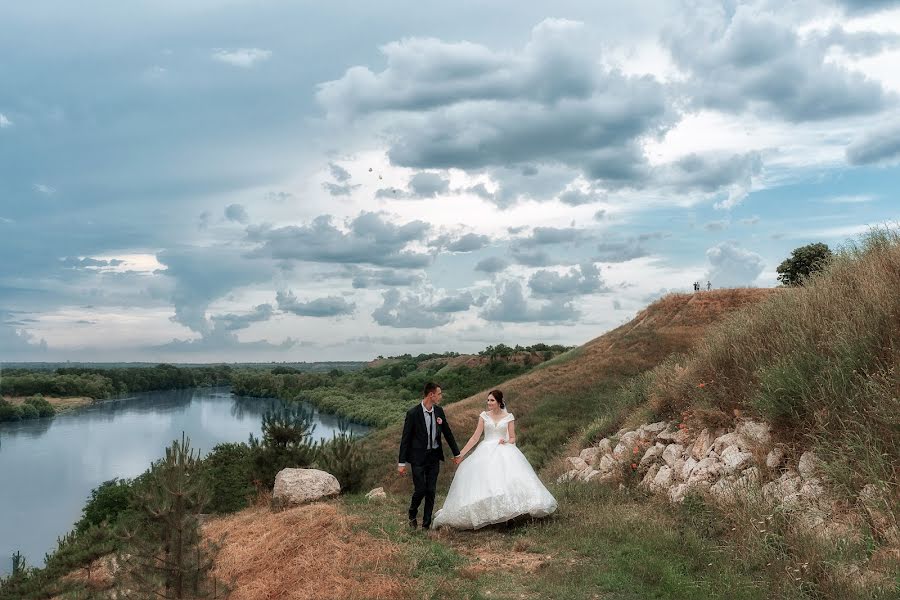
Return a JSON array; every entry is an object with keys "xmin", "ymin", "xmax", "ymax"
[{"xmin": 561, "ymin": 419, "xmax": 842, "ymax": 524}]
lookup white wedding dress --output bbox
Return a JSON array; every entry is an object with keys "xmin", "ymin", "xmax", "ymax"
[{"xmin": 432, "ymin": 410, "xmax": 557, "ymax": 529}]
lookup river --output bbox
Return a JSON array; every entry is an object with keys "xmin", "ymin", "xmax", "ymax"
[{"xmin": 0, "ymin": 387, "xmax": 367, "ymax": 575}]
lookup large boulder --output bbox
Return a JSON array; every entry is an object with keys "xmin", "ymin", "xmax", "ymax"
[{"xmin": 273, "ymin": 468, "xmax": 340, "ymax": 507}]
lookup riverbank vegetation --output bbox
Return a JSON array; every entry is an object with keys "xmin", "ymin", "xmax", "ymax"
[
  {"xmin": 232, "ymin": 344, "xmax": 573, "ymax": 427},
  {"xmin": 0, "ymin": 395, "xmax": 56, "ymax": 422}
]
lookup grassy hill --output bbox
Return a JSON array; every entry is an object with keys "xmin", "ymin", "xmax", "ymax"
[{"xmin": 364, "ymin": 287, "xmax": 776, "ymax": 492}]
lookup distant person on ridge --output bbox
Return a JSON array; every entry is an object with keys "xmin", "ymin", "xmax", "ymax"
[
  {"xmin": 707, "ymin": 281, "xmax": 712, "ymax": 291},
  {"xmin": 398, "ymin": 382, "xmax": 460, "ymax": 530}
]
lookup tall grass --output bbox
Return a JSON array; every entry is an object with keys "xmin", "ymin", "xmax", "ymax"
[{"xmin": 627, "ymin": 228, "xmax": 900, "ymax": 499}]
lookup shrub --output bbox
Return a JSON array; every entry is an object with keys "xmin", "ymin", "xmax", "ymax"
[
  {"xmin": 75, "ymin": 478, "xmax": 134, "ymax": 533},
  {"xmin": 17, "ymin": 403, "xmax": 39, "ymax": 420},
  {"xmin": 0, "ymin": 399, "xmax": 20, "ymax": 422},
  {"xmin": 315, "ymin": 428, "xmax": 369, "ymax": 493},
  {"xmin": 776, "ymin": 242, "xmax": 832, "ymax": 286},
  {"xmin": 24, "ymin": 396, "xmax": 55, "ymax": 418},
  {"xmin": 248, "ymin": 406, "xmax": 317, "ymax": 488},
  {"xmin": 203, "ymin": 442, "xmax": 255, "ymax": 513}
]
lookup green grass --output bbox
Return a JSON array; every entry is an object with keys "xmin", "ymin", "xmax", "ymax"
[{"xmin": 341, "ymin": 482, "xmax": 776, "ymax": 600}]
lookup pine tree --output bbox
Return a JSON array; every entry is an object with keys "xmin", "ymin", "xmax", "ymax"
[
  {"xmin": 113, "ymin": 434, "xmax": 228, "ymax": 599},
  {"xmin": 248, "ymin": 406, "xmax": 317, "ymax": 487}
]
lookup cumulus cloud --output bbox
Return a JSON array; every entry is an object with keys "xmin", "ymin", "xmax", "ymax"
[
  {"xmin": 323, "ymin": 182, "xmax": 360, "ymax": 196},
  {"xmin": 209, "ymin": 303, "xmax": 274, "ymax": 331},
  {"xmin": 705, "ymin": 242, "xmax": 765, "ymax": 287},
  {"xmin": 846, "ymin": 123, "xmax": 900, "ymax": 165},
  {"xmin": 432, "ymin": 232, "xmax": 490, "ymax": 253},
  {"xmin": 0, "ymin": 113, "xmax": 12, "ymax": 128},
  {"xmin": 594, "ymin": 236, "xmax": 651, "ymax": 262},
  {"xmin": 276, "ymin": 290, "xmax": 356, "ymax": 317},
  {"xmin": 431, "ymin": 291, "xmax": 476, "ymax": 313},
  {"xmin": 528, "ymin": 262, "xmax": 610, "ymax": 297},
  {"xmin": 323, "ymin": 162, "xmax": 360, "ymax": 196},
  {"xmin": 329, "ymin": 162, "xmax": 352, "ymax": 182},
  {"xmin": 0, "ymin": 312, "xmax": 49, "ymax": 360},
  {"xmin": 664, "ymin": 5, "xmax": 892, "ymax": 122},
  {"xmin": 61, "ymin": 257, "xmax": 125, "ymax": 269},
  {"xmin": 212, "ymin": 48, "xmax": 272, "ymax": 68},
  {"xmin": 409, "ymin": 172, "xmax": 450, "ymax": 197},
  {"xmin": 317, "ymin": 19, "xmax": 672, "ymax": 191},
  {"xmin": 349, "ymin": 267, "xmax": 422, "ymax": 289},
  {"xmin": 475, "ymin": 256, "xmax": 510, "ymax": 273},
  {"xmin": 225, "ymin": 203, "xmax": 250, "ymax": 224},
  {"xmin": 480, "ymin": 280, "xmax": 579, "ymax": 323},
  {"xmin": 247, "ymin": 212, "xmax": 432, "ymax": 269},
  {"xmin": 157, "ymin": 246, "xmax": 277, "ymax": 334},
  {"xmin": 519, "ymin": 226, "xmax": 583, "ymax": 246},
  {"xmin": 371, "ymin": 289, "xmax": 453, "ymax": 328},
  {"xmin": 833, "ymin": 0, "xmax": 900, "ymax": 15}
]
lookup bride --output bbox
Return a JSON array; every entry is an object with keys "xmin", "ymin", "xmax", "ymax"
[{"xmin": 432, "ymin": 389, "xmax": 557, "ymax": 529}]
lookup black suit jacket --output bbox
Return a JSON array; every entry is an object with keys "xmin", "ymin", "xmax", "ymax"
[{"xmin": 398, "ymin": 403, "xmax": 460, "ymax": 466}]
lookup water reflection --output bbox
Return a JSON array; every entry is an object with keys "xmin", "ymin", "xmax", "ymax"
[{"xmin": 0, "ymin": 387, "xmax": 367, "ymax": 575}]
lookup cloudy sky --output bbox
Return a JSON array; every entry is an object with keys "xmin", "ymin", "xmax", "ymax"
[{"xmin": 2, "ymin": 0, "xmax": 899, "ymax": 362}]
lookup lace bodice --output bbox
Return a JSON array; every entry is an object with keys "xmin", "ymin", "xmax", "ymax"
[{"xmin": 480, "ymin": 411, "xmax": 514, "ymax": 442}]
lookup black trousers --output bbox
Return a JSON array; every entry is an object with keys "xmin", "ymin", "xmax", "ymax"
[{"xmin": 408, "ymin": 449, "xmax": 442, "ymax": 527}]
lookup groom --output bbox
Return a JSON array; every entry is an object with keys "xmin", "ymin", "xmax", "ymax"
[{"xmin": 398, "ymin": 382, "xmax": 460, "ymax": 529}]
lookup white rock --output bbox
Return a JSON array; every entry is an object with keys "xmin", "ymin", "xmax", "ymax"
[
  {"xmin": 736, "ymin": 420, "xmax": 771, "ymax": 447},
  {"xmin": 674, "ymin": 458, "xmax": 688, "ymax": 480},
  {"xmin": 687, "ymin": 457, "xmax": 723, "ymax": 484},
  {"xmin": 766, "ymin": 446, "xmax": 785, "ymax": 469},
  {"xmin": 690, "ymin": 429, "xmax": 713, "ymax": 460},
  {"xmin": 598, "ymin": 454, "xmax": 618, "ymax": 473},
  {"xmin": 596, "ymin": 438, "xmax": 613, "ymax": 455},
  {"xmin": 653, "ymin": 465, "xmax": 674, "ymax": 489},
  {"xmin": 673, "ymin": 428, "xmax": 692, "ymax": 445},
  {"xmin": 643, "ymin": 421, "xmax": 669, "ymax": 434},
  {"xmin": 797, "ymin": 451, "xmax": 821, "ymax": 480},
  {"xmin": 639, "ymin": 444, "xmax": 664, "ymax": 467},
  {"xmin": 662, "ymin": 444, "xmax": 685, "ymax": 467},
  {"xmin": 365, "ymin": 487, "xmax": 387, "ymax": 501},
  {"xmin": 800, "ymin": 478, "xmax": 827, "ymax": 502},
  {"xmin": 656, "ymin": 429, "xmax": 678, "ymax": 442},
  {"xmin": 641, "ymin": 464, "xmax": 660, "ymax": 489},
  {"xmin": 613, "ymin": 431, "xmax": 640, "ymax": 457},
  {"xmin": 711, "ymin": 432, "xmax": 752, "ymax": 454},
  {"xmin": 273, "ymin": 468, "xmax": 340, "ymax": 507},
  {"xmin": 580, "ymin": 468, "xmax": 600, "ymax": 482},
  {"xmin": 680, "ymin": 458, "xmax": 698, "ymax": 481},
  {"xmin": 557, "ymin": 469, "xmax": 581, "ymax": 483},
  {"xmin": 721, "ymin": 445, "xmax": 754, "ymax": 475},
  {"xmin": 579, "ymin": 447, "xmax": 602, "ymax": 466},
  {"xmin": 566, "ymin": 456, "xmax": 589, "ymax": 471}
]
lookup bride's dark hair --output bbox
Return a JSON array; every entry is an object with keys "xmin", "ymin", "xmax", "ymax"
[{"xmin": 489, "ymin": 389, "xmax": 505, "ymax": 409}]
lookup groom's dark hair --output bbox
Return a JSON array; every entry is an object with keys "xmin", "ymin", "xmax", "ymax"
[{"xmin": 423, "ymin": 382, "xmax": 440, "ymax": 398}]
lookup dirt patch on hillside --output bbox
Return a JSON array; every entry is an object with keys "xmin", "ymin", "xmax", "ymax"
[{"xmin": 206, "ymin": 503, "xmax": 409, "ymax": 600}]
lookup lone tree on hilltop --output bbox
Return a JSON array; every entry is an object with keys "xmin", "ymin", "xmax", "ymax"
[{"xmin": 776, "ymin": 242, "xmax": 832, "ymax": 286}]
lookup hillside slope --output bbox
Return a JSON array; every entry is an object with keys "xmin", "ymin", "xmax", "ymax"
[{"xmin": 367, "ymin": 287, "xmax": 777, "ymax": 492}]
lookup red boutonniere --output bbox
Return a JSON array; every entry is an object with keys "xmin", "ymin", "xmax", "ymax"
[{"xmin": 436, "ymin": 417, "xmax": 443, "ymax": 425}]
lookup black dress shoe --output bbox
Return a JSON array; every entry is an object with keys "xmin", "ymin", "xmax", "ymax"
[
  {"xmin": 422, "ymin": 522, "xmax": 431, "ymax": 530},
  {"xmin": 408, "ymin": 519, "xmax": 418, "ymax": 529}
]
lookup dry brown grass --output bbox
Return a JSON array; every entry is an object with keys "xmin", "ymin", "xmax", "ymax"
[{"xmin": 204, "ymin": 502, "xmax": 408, "ymax": 600}]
